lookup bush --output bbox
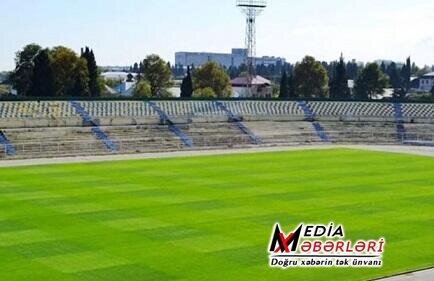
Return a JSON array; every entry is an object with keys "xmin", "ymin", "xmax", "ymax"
[
  {"xmin": 158, "ymin": 89, "xmax": 174, "ymax": 98},
  {"xmin": 105, "ymin": 78, "xmax": 120, "ymax": 88},
  {"xmin": 193, "ymin": 87, "xmax": 216, "ymax": 98},
  {"xmin": 0, "ymin": 85, "xmax": 10, "ymax": 95},
  {"xmin": 133, "ymin": 81, "xmax": 152, "ymax": 98},
  {"xmin": 192, "ymin": 62, "xmax": 231, "ymax": 97}
]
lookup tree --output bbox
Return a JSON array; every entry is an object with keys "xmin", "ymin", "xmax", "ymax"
[
  {"xmin": 10, "ymin": 44, "xmax": 42, "ymax": 95},
  {"xmin": 237, "ymin": 63, "xmax": 248, "ymax": 77},
  {"xmin": 132, "ymin": 63, "xmax": 139, "ymax": 73},
  {"xmin": 133, "ymin": 80, "xmax": 152, "ymax": 98},
  {"xmin": 140, "ymin": 54, "xmax": 173, "ymax": 97},
  {"xmin": 192, "ymin": 62, "xmax": 231, "ymax": 98},
  {"xmin": 180, "ymin": 67, "xmax": 193, "ymax": 98},
  {"xmin": 288, "ymin": 74, "xmax": 296, "ymax": 98},
  {"xmin": 15, "ymin": 44, "xmax": 42, "ymax": 66},
  {"xmin": 380, "ymin": 62, "xmax": 387, "ymax": 74},
  {"xmin": 354, "ymin": 63, "xmax": 389, "ymax": 100},
  {"xmin": 96, "ymin": 76, "xmax": 107, "ymax": 97},
  {"xmin": 10, "ymin": 62, "xmax": 34, "ymax": 96},
  {"xmin": 81, "ymin": 47, "xmax": 99, "ymax": 97},
  {"xmin": 330, "ymin": 55, "xmax": 350, "ymax": 100},
  {"xmin": 0, "ymin": 72, "xmax": 11, "ymax": 84},
  {"xmin": 386, "ymin": 62, "xmax": 401, "ymax": 89},
  {"xmin": 401, "ymin": 57, "xmax": 411, "ymax": 92},
  {"xmin": 193, "ymin": 87, "xmax": 216, "ymax": 98},
  {"xmin": 293, "ymin": 56, "xmax": 329, "ymax": 98},
  {"xmin": 28, "ymin": 49, "xmax": 54, "ymax": 97},
  {"xmin": 50, "ymin": 46, "xmax": 89, "ymax": 97},
  {"xmin": 416, "ymin": 65, "xmax": 432, "ymax": 76},
  {"xmin": 279, "ymin": 70, "xmax": 289, "ymax": 99},
  {"xmin": 71, "ymin": 59, "xmax": 91, "ymax": 97},
  {"xmin": 346, "ymin": 60, "xmax": 359, "ymax": 80},
  {"xmin": 411, "ymin": 62, "xmax": 420, "ymax": 75}
]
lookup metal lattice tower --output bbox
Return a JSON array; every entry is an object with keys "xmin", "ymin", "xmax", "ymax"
[{"xmin": 236, "ymin": 0, "xmax": 267, "ymax": 93}]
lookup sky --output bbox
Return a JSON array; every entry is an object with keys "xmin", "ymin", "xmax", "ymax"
[{"xmin": 1, "ymin": 0, "xmax": 434, "ymax": 71}]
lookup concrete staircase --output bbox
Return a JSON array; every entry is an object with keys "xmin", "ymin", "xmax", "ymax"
[{"xmin": 0, "ymin": 131, "xmax": 16, "ymax": 157}]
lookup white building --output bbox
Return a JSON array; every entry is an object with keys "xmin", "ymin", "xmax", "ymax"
[
  {"xmin": 231, "ymin": 75, "xmax": 272, "ymax": 98},
  {"xmin": 418, "ymin": 72, "xmax": 434, "ymax": 92},
  {"xmin": 101, "ymin": 72, "xmax": 137, "ymax": 81},
  {"xmin": 175, "ymin": 49, "xmax": 285, "ymax": 68},
  {"xmin": 412, "ymin": 72, "xmax": 434, "ymax": 92}
]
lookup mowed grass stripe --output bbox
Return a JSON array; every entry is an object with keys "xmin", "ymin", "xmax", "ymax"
[{"xmin": 0, "ymin": 148, "xmax": 432, "ymax": 281}]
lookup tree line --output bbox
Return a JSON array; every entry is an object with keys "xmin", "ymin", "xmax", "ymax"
[
  {"xmin": 6, "ymin": 44, "xmax": 434, "ymax": 101},
  {"xmin": 169, "ymin": 58, "xmax": 414, "ymax": 84},
  {"xmin": 132, "ymin": 55, "xmax": 231, "ymax": 99},
  {"xmin": 10, "ymin": 44, "xmax": 100, "ymax": 97},
  {"xmin": 278, "ymin": 55, "xmax": 434, "ymax": 101},
  {"xmin": 7, "ymin": 44, "xmax": 232, "ymax": 99},
  {"xmin": 167, "ymin": 56, "xmax": 433, "ymax": 101}
]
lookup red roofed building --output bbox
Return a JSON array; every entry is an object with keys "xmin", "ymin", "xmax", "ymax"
[{"xmin": 231, "ymin": 75, "xmax": 272, "ymax": 98}]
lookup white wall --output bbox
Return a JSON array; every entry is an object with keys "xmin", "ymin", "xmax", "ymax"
[{"xmin": 418, "ymin": 78, "xmax": 434, "ymax": 92}]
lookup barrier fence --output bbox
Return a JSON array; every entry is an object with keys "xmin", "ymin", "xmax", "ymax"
[{"xmin": 1, "ymin": 131, "xmax": 433, "ymax": 159}]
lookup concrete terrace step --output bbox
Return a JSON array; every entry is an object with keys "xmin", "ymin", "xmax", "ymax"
[{"xmin": 0, "ymin": 120, "xmax": 433, "ymax": 160}]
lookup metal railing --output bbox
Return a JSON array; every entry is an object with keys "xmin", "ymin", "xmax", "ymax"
[{"xmin": 1, "ymin": 130, "xmax": 433, "ymax": 159}]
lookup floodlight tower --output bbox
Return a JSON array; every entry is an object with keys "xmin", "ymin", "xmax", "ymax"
[{"xmin": 236, "ymin": 0, "xmax": 267, "ymax": 93}]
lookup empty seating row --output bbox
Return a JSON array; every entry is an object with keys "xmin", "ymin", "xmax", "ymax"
[
  {"xmin": 79, "ymin": 101, "xmax": 158, "ymax": 117},
  {"xmin": 403, "ymin": 123, "xmax": 434, "ymax": 142},
  {"xmin": 0, "ymin": 126, "xmax": 182, "ymax": 159},
  {"xmin": 401, "ymin": 103, "xmax": 433, "ymax": 118},
  {"xmin": 221, "ymin": 101, "xmax": 304, "ymax": 116},
  {"xmin": 320, "ymin": 121, "xmax": 399, "ymax": 144},
  {"xmin": 150, "ymin": 101, "xmax": 305, "ymax": 117},
  {"xmin": 245, "ymin": 121, "xmax": 321, "ymax": 145},
  {"xmin": 0, "ymin": 101, "xmax": 432, "ymax": 120},
  {"xmin": 0, "ymin": 101, "xmax": 76, "ymax": 118},
  {"xmin": 1, "ymin": 127, "xmax": 108, "ymax": 159},
  {"xmin": 102, "ymin": 125, "xmax": 184, "ymax": 153},
  {"xmin": 1, "ymin": 120, "xmax": 433, "ymax": 160},
  {"xmin": 155, "ymin": 101, "xmax": 225, "ymax": 116},
  {"xmin": 181, "ymin": 123, "xmax": 254, "ymax": 148},
  {"xmin": 103, "ymin": 123, "xmax": 256, "ymax": 151},
  {"xmin": 0, "ymin": 123, "xmax": 257, "ymax": 159},
  {"xmin": 308, "ymin": 102, "xmax": 396, "ymax": 118}
]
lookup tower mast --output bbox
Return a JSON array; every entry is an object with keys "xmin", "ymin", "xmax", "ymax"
[{"xmin": 236, "ymin": 0, "xmax": 267, "ymax": 96}]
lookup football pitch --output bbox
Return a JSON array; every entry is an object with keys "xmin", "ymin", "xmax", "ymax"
[{"xmin": 0, "ymin": 148, "xmax": 432, "ymax": 281}]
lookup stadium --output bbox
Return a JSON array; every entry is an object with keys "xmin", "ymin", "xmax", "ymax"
[{"xmin": 0, "ymin": 99, "xmax": 433, "ymax": 280}]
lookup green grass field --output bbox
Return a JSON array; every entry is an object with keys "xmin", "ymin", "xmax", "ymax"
[{"xmin": 0, "ymin": 149, "xmax": 432, "ymax": 281}]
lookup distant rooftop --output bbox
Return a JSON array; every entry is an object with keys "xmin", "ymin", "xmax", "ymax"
[
  {"xmin": 101, "ymin": 72, "xmax": 138, "ymax": 80},
  {"xmin": 422, "ymin": 72, "xmax": 434, "ymax": 77},
  {"xmin": 231, "ymin": 75, "xmax": 271, "ymax": 86}
]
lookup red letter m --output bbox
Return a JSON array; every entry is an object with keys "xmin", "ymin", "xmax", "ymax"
[{"xmin": 269, "ymin": 224, "xmax": 303, "ymax": 253}]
